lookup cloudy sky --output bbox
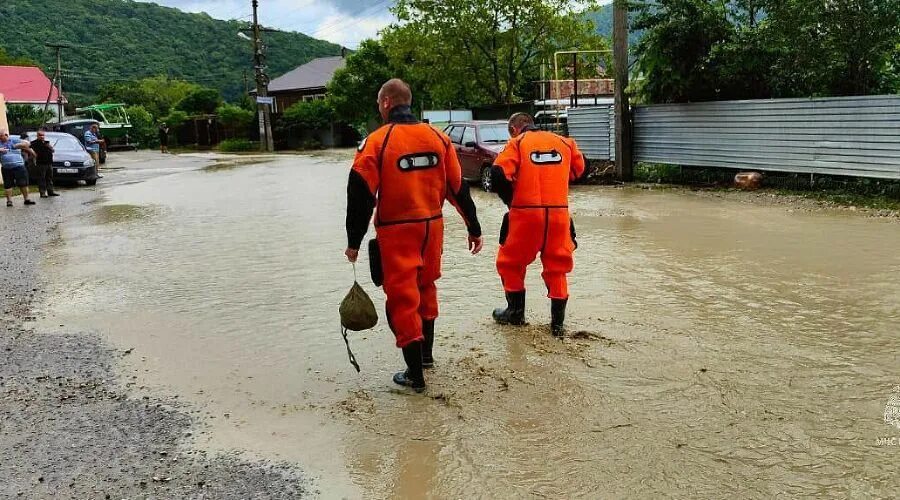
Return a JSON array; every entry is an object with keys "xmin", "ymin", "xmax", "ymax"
[{"xmin": 140, "ymin": 0, "xmax": 396, "ymax": 48}]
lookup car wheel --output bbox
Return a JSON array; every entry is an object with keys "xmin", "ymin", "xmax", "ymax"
[
  {"xmin": 85, "ymin": 179, "xmax": 97, "ymax": 186},
  {"xmin": 480, "ymin": 166, "xmax": 492, "ymax": 192}
]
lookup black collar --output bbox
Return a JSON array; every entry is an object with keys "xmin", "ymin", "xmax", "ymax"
[{"xmin": 388, "ymin": 105, "xmax": 419, "ymax": 124}]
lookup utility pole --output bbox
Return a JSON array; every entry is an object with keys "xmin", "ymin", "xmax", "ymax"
[
  {"xmin": 252, "ymin": 0, "xmax": 274, "ymax": 152},
  {"xmin": 613, "ymin": 0, "xmax": 633, "ymax": 181},
  {"xmin": 44, "ymin": 43, "xmax": 70, "ymax": 122}
]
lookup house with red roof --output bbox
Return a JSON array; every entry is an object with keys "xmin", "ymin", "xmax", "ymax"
[{"xmin": 0, "ymin": 66, "xmax": 67, "ymax": 120}]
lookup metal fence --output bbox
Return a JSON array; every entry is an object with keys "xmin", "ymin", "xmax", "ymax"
[
  {"xmin": 568, "ymin": 95, "xmax": 900, "ymax": 180},
  {"xmin": 568, "ymin": 105, "xmax": 615, "ymax": 161}
]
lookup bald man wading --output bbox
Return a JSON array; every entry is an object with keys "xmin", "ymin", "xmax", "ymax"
[{"xmin": 344, "ymin": 79, "xmax": 484, "ymax": 392}]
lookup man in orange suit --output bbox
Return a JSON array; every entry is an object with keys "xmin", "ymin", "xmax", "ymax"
[
  {"xmin": 490, "ymin": 112, "xmax": 585, "ymax": 337},
  {"xmin": 345, "ymin": 79, "xmax": 483, "ymax": 392}
]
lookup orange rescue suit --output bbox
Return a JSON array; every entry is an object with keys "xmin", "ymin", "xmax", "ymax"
[
  {"xmin": 346, "ymin": 106, "xmax": 481, "ymax": 348},
  {"xmin": 491, "ymin": 128, "xmax": 585, "ymax": 299}
]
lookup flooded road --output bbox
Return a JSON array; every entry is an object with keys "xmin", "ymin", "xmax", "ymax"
[{"xmin": 34, "ymin": 153, "xmax": 900, "ymax": 497}]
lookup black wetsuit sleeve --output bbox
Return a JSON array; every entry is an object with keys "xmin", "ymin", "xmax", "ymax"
[
  {"xmin": 346, "ymin": 170, "xmax": 375, "ymax": 250},
  {"xmin": 448, "ymin": 182, "xmax": 482, "ymax": 238},
  {"xmin": 490, "ymin": 166, "xmax": 514, "ymax": 207}
]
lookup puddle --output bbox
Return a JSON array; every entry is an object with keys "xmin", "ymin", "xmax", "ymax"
[{"xmin": 33, "ymin": 155, "xmax": 900, "ymax": 497}]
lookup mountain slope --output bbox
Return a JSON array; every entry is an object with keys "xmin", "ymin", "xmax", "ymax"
[
  {"xmin": 3, "ymin": 0, "xmax": 341, "ymax": 104},
  {"xmin": 588, "ymin": 5, "xmax": 644, "ymax": 45}
]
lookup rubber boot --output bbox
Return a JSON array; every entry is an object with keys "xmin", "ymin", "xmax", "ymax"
[
  {"xmin": 550, "ymin": 298, "xmax": 567, "ymax": 337},
  {"xmin": 422, "ymin": 319, "xmax": 435, "ymax": 369},
  {"xmin": 493, "ymin": 291, "xmax": 526, "ymax": 325},
  {"xmin": 393, "ymin": 341, "xmax": 426, "ymax": 393}
]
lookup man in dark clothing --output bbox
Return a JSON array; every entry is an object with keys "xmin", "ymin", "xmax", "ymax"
[
  {"xmin": 158, "ymin": 123, "xmax": 170, "ymax": 154},
  {"xmin": 31, "ymin": 130, "xmax": 58, "ymax": 197}
]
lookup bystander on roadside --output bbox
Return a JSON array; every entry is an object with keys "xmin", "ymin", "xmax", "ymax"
[
  {"xmin": 0, "ymin": 129, "xmax": 36, "ymax": 206},
  {"xmin": 31, "ymin": 129, "xmax": 59, "ymax": 198}
]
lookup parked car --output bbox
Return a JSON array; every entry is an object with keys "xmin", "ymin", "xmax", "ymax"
[
  {"xmin": 443, "ymin": 121, "xmax": 510, "ymax": 191},
  {"xmin": 26, "ymin": 131, "xmax": 99, "ymax": 186},
  {"xmin": 50, "ymin": 119, "xmax": 107, "ymax": 164}
]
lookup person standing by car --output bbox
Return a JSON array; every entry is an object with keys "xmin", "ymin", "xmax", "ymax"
[
  {"xmin": 158, "ymin": 123, "xmax": 170, "ymax": 154},
  {"xmin": 31, "ymin": 129, "xmax": 59, "ymax": 198},
  {"xmin": 83, "ymin": 124, "xmax": 102, "ymax": 179},
  {"xmin": 490, "ymin": 113, "xmax": 585, "ymax": 337},
  {"xmin": 344, "ymin": 79, "xmax": 483, "ymax": 392},
  {"xmin": 0, "ymin": 129, "xmax": 36, "ymax": 207}
]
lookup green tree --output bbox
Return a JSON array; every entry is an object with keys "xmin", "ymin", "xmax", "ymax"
[
  {"xmin": 327, "ymin": 40, "xmax": 395, "ymax": 126},
  {"xmin": 632, "ymin": 0, "xmax": 900, "ymax": 103},
  {"xmin": 125, "ymin": 105, "xmax": 157, "ymax": 148},
  {"xmin": 632, "ymin": 0, "xmax": 733, "ymax": 103},
  {"xmin": 99, "ymin": 76, "xmax": 201, "ymax": 118},
  {"xmin": 6, "ymin": 105, "xmax": 54, "ymax": 128},
  {"xmin": 176, "ymin": 88, "xmax": 222, "ymax": 115},
  {"xmin": 0, "ymin": 47, "xmax": 36, "ymax": 66},
  {"xmin": 389, "ymin": 0, "xmax": 606, "ymax": 106}
]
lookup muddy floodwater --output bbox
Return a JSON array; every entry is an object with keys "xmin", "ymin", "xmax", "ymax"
[{"xmin": 33, "ymin": 153, "xmax": 900, "ymax": 498}]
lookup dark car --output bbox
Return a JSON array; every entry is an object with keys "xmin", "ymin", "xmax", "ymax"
[
  {"xmin": 50, "ymin": 119, "xmax": 107, "ymax": 164},
  {"xmin": 443, "ymin": 121, "xmax": 510, "ymax": 191},
  {"xmin": 26, "ymin": 131, "xmax": 99, "ymax": 186}
]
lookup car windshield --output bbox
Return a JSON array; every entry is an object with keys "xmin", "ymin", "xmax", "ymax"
[
  {"xmin": 479, "ymin": 124, "xmax": 509, "ymax": 143},
  {"xmin": 51, "ymin": 136, "xmax": 85, "ymax": 151}
]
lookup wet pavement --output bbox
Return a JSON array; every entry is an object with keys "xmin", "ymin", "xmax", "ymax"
[{"xmin": 25, "ymin": 150, "xmax": 900, "ymax": 497}]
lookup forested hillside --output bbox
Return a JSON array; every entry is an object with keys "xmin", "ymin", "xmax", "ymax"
[
  {"xmin": 2, "ymin": 0, "xmax": 341, "ymax": 104},
  {"xmin": 588, "ymin": 5, "xmax": 644, "ymax": 45}
]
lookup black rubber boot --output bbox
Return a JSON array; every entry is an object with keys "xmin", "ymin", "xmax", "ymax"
[
  {"xmin": 422, "ymin": 319, "xmax": 435, "ymax": 369},
  {"xmin": 551, "ymin": 298, "xmax": 568, "ymax": 337},
  {"xmin": 493, "ymin": 291, "xmax": 526, "ymax": 325},
  {"xmin": 393, "ymin": 341, "xmax": 426, "ymax": 393}
]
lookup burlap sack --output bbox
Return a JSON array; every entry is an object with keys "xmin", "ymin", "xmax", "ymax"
[{"xmin": 340, "ymin": 281, "xmax": 378, "ymax": 331}]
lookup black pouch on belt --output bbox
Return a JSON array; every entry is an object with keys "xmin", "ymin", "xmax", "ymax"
[
  {"xmin": 499, "ymin": 212, "xmax": 510, "ymax": 245},
  {"xmin": 368, "ymin": 238, "xmax": 384, "ymax": 287}
]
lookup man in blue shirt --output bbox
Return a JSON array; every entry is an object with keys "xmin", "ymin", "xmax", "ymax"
[
  {"xmin": 84, "ymin": 124, "xmax": 103, "ymax": 179},
  {"xmin": 0, "ymin": 129, "xmax": 36, "ymax": 207}
]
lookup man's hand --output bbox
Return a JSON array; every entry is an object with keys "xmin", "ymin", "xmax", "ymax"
[
  {"xmin": 468, "ymin": 235, "xmax": 484, "ymax": 255},
  {"xmin": 345, "ymin": 248, "xmax": 359, "ymax": 263}
]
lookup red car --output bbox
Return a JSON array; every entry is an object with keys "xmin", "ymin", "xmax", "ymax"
[{"xmin": 443, "ymin": 121, "xmax": 510, "ymax": 191}]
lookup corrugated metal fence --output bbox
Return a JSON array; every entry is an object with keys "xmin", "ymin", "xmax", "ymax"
[
  {"xmin": 569, "ymin": 95, "xmax": 900, "ymax": 180},
  {"xmin": 568, "ymin": 106, "xmax": 615, "ymax": 161}
]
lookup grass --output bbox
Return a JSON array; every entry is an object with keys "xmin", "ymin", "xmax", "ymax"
[
  {"xmin": 632, "ymin": 163, "xmax": 900, "ymax": 212},
  {"xmin": 774, "ymin": 188, "xmax": 900, "ymax": 212}
]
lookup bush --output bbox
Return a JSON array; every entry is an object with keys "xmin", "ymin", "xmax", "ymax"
[
  {"xmin": 216, "ymin": 104, "xmax": 254, "ymax": 137},
  {"xmin": 282, "ymin": 100, "xmax": 335, "ymax": 130},
  {"xmin": 218, "ymin": 138, "xmax": 257, "ymax": 152}
]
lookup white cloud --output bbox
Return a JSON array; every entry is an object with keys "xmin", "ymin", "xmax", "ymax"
[{"xmin": 138, "ymin": 0, "xmax": 394, "ymax": 47}]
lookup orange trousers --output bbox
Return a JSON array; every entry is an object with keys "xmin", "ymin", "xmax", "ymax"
[
  {"xmin": 377, "ymin": 218, "xmax": 444, "ymax": 348},
  {"xmin": 497, "ymin": 208, "xmax": 574, "ymax": 299}
]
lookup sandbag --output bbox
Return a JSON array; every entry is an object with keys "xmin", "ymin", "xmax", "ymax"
[{"xmin": 340, "ymin": 281, "xmax": 378, "ymax": 331}]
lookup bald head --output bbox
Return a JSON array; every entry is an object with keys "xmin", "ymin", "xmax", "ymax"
[
  {"xmin": 377, "ymin": 79, "xmax": 412, "ymax": 121},
  {"xmin": 507, "ymin": 112, "xmax": 535, "ymax": 137}
]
